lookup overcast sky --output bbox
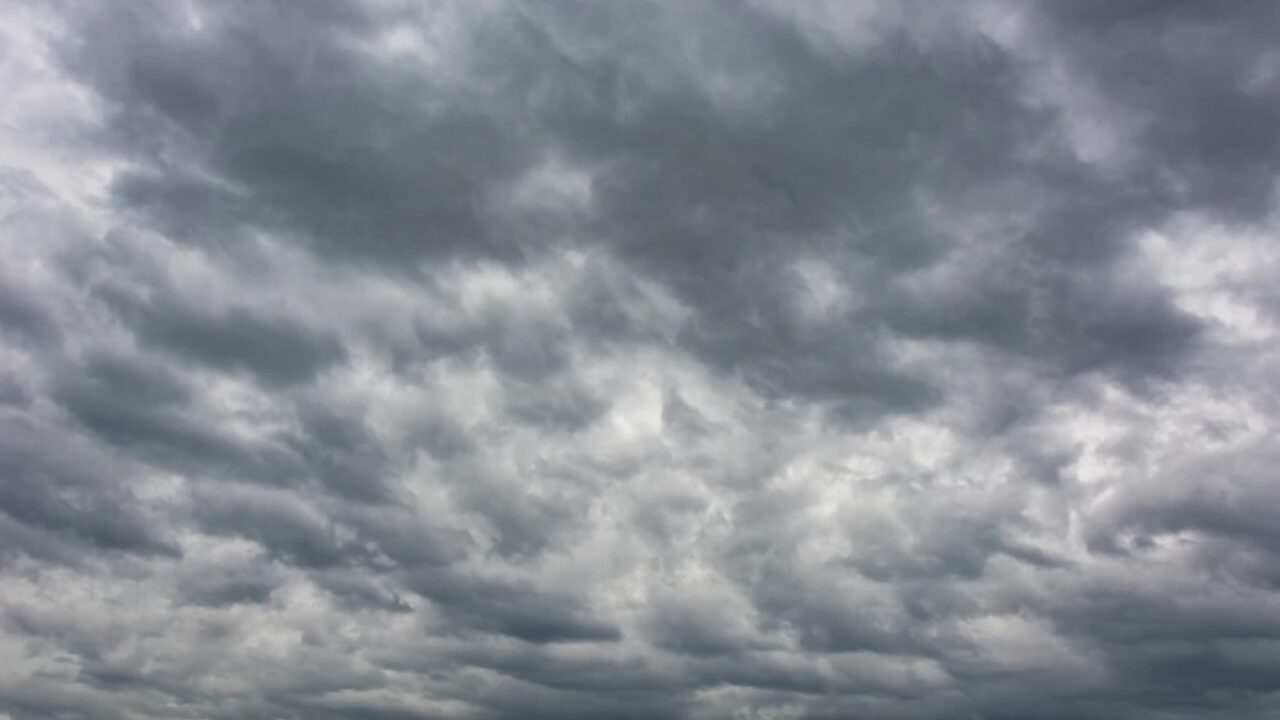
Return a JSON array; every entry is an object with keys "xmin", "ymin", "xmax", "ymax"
[{"xmin": 2, "ymin": 1, "xmax": 1280, "ymax": 719}]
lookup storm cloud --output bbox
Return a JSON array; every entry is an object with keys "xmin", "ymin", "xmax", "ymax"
[{"xmin": 2, "ymin": 1, "xmax": 1280, "ymax": 718}]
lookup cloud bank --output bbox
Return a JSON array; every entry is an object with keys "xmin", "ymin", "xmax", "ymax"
[{"xmin": 2, "ymin": 1, "xmax": 1280, "ymax": 718}]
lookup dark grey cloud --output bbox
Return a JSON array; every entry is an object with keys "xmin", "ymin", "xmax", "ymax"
[
  {"xmin": 404, "ymin": 568, "xmax": 620, "ymax": 644},
  {"xmin": 0, "ymin": 413, "xmax": 178, "ymax": 561},
  {"xmin": 0, "ymin": 276, "xmax": 60, "ymax": 347},
  {"xmin": 1, "ymin": 0, "xmax": 1279, "ymax": 719},
  {"xmin": 121, "ymin": 300, "xmax": 346, "ymax": 388}
]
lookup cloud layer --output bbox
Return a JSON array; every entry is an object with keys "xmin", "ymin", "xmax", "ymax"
[{"xmin": 2, "ymin": 1, "xmax": 1280, "ymax": 718}]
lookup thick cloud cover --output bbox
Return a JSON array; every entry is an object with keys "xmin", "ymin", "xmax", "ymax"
[{"xmin": 2, "ymin": 1, "xmax": 1280, "ymax": 718}]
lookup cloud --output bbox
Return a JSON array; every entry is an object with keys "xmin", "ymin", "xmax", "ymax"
[{"xmin": 1, "ymin": 0, "xmax": 1279, "ymax": 718}]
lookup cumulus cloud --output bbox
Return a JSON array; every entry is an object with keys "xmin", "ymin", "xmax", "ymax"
[{"xmin": 2, "ymin": 0, "xmax": 1279, "ymax": 718}]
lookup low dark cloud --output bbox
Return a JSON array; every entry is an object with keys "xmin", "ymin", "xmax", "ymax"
[{"xmin": 1, "ymin": 0, "xmax": 1278, "ymax": 718}]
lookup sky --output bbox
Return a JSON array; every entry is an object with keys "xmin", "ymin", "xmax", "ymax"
[{"xmin": 1, "ymin": 1, "xmax": 1280, "ymax": 719}]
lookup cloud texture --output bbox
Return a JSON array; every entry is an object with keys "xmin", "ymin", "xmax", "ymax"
[{"xmin": 2, "ymin": 1, "xmax": 1280, "ymax": 718}]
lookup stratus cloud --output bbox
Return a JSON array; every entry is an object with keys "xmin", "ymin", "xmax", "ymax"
[{"xmin": 2, "ymin": 1, "xmax": 1279, "ymax": 718}]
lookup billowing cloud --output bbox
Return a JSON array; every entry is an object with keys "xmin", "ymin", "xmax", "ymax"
[{"xmin": 2, "ymin": 1, "xmax": 1279, "ymax": 718}]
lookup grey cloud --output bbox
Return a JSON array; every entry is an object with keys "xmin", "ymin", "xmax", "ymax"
[
  {"xmin": 0, "ymin": 276, "xmax": 60, "ymax": 347},
  {"xmin": 74, "ymin": 0, "xmax": 540, "ymax": 267},
  {"xmin": 0, "ymin": 373, "xmax": 31, "ymax": 408},
  {"xmin": 101, "ymin": 289, "xmax": 346, "ymax": 387},
  {"xmin": 53, "ymin": 348, "xmax": 398, "ymax": 504},
  {"xmin": 285, "ymin": 404, "xmax": 395, "ymax": 503},
  {"xmin": 311, "ymin": 569, "xmax": 414, "ymax": 614},
  {"xmin": 51, "ymin": 351, "xmax": 295, "ymax": 485},
  {"xmin": 1085, "ymin": 442, "xmax": 1280, "ymax": 564},
  {"xmin": 0, "ymin": 414, "xmax": 177, "ymax": 560},
  {"xmin": 192, "ymin": 486, "xmax": 354, "ymax": 569},
  {"xmin": 190, "ymin": 484, "xmax": 468, "ymax": 572},
  {"xmin": 503, "ymin": 377, "xmax": 608, "ymax": 432},
  {"xmin": 1, "ymin": 0, "xmax": 1279, "ymax": 719},
  {"xmin": 644, "ymin": 589, "xmax": 773, "ymax": 658},
  {"xmin": 405, "ymin": 569, "xmax": 620, "ymax": 644},
  {"xmin": 1035, "ymin": 0, "xmax": 1280, "ymax": 222},
  {"xmin": 414, "ymin": 305, "xmax": 573, "ymax": 382},
  {"xmin": 176, "ymin": 561, "xmax": 281, "ymax": 608}
]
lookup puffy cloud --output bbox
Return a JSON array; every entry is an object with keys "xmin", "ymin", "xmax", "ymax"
[{"xmin": 2, "ymin": 0, "xmax": 1279, "ymax": 718}]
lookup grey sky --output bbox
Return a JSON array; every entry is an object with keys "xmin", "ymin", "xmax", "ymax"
[{"xmin": 2, "ymin": 1, "xmax": 1280, "ymax": 718}]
